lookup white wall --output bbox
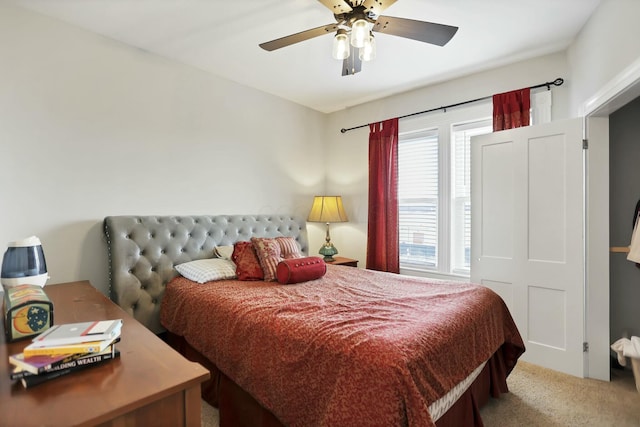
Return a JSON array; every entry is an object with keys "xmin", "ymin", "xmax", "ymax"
[
  {"xmin": 325, "ymin": 52, "xmax": 571, "ymax": 266},
  {"xmin": 567, "ymin": 0, "xmax": 640, "ymax": 114},
  {"xmin": 324, "ymin": 0, "xmax": 640, "ymax": 271},
  {"xmin": 319, "ymin": 0, "xmax": 640, "ymax": 378},
  {"xmin": 0, "ymin": 3, "xmax": 327, "ymax": 295},
  {"xmin": 566, "ymin": 0, "xmax": 640, "ymax": 369},
  {"xmin": 5, "ymin": 0, "xmax": 640, "ymax": 297}
]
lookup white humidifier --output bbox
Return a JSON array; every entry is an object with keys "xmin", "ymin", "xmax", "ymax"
[{"xmin": 1, "ymin": 236, "xmax": 49, "ymax": 289}]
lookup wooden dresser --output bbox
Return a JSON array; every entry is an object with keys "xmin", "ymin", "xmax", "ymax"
[{"xmin": 0, "ymin": 281, "xmax": 210, "ymax": 427}]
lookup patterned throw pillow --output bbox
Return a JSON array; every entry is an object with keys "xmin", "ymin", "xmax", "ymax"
[
  {"xmin": 231, "ymin": 241, "xmax": 264, "ymax": 281},
  {"xmin": 174, "ymin": 258, "xmax": 237, "ymax": 283},
  {"xmin": 276, "ymin": 236, "xmax": 303, "ymax": 259},
  {"xmin": 251, "ymin": 237, "xmax": 283, "ymax": 281}
]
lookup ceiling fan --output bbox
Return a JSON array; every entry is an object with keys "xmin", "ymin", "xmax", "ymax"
[{"xmin": 259, "ymin": 0, "xmax": 458, "ymax": 76}]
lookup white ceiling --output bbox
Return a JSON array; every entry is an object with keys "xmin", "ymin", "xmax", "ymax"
[{"xmin": 8, "ymin": 0, "xmax": 601, "ymax": 113}]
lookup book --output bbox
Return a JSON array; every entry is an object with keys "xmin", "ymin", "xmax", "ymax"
[
  {"xmin": 9, "ymin": 340, "xmax": 119, "ymax": 376},
  {"xmin": 9, "ymin": 352, "xmax": 77, "ymax": 376},
  {"xmin": 30, "ymin": 319, "xmax": 122, "ymax": 347},
  {"xmin": 18, "ymin": 347, "xmax": 121, "ymax": 388},
  {"xmin": 23, "ymin": 336, "xmax": 118, "ymax": 357},
  {"xmin": 10, "ymin": 344, "xmax": 118, "ymax": 379}
]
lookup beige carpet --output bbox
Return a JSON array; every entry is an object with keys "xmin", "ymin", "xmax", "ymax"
[
  {"xmin": 201, "ymin": 361, "xmax": 640, "ymax": 427},
  {"xmin": 481, "ymin": 361, "xmax": 640, "ymax": 426},
  {"xmin": 201, "ymin": 398, "xmax": 219, "ymax": 427}
]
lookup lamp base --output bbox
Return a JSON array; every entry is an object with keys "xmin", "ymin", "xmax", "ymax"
[{"xmin": 318, "ymin": 243, "xmax": 338, "ymax": 263}]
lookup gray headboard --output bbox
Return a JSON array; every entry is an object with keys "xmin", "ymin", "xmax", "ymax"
[{"xmin": 103, "ymin": 215, "xmax": 309, "ymax": 334}]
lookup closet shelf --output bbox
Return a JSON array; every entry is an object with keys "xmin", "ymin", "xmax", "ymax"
[{"xmin": 611, "ymin": 246, "xmax": 630, "ymax": 253}]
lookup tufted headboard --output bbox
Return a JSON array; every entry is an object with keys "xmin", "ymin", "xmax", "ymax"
[{"xmin": 103, "ymin": 215, "xmax": 309, "ymax": 334}]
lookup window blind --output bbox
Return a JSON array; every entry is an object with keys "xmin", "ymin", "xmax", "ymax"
[
  {"xmin": 451, "ymin": 119, "xmax": 492, "ymax": 272},
  {"xmin": 398, "ymin": 129, "xmax": 439, "ymax": 268}
]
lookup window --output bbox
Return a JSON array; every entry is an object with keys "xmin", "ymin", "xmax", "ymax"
[
  {"xmin": 450, "ymin": 120, "xmax": 492, "ymax": 274},
  {"xmin": 398, "ymin": 104, "xmax": 491, "ymax": 278},
  {"xmin": 398, "ymin": 129, "xmax": 439, "ymax": 268}
]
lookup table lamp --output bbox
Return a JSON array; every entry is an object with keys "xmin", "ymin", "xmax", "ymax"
[
  {"xmin": 307, "ymin": 196, "xmax": 348, "ymax": 262},
  {"xmin": 1, "ymin": 236, "xmax": 49, "ymax": 289}
]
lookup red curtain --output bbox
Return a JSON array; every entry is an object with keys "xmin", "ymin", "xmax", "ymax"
[
  {"xmin": 366, "ymin": 118, "xmax": 400, "ymax": 273},
  {"xmin": 493, "ymin": 88, "xmax": 531, "ymax": 131}
]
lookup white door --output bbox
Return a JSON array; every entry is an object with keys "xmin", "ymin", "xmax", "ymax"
[{"xmin": 471, "ymin": 118, "xmax": 585, "ymax": 377}]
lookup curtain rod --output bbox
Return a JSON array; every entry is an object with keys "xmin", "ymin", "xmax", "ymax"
[{"xmin": 339, "ymin": 77, "xmax": 565, "ymax": 134}]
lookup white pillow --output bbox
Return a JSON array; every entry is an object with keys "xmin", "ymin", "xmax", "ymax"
[
  {"xmin": 175, "ymin": 258, "xmax": 237, "ymax": 283},
  {"xmin": 214, "ymin": 245, "xmax": 234, "ymax": 260}
]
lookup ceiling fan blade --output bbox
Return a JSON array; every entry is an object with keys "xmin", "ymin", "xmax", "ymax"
[
  {"xmin": 362, "ymin": 0, "xmax": 397, "ymax": 16},
  {"xmin": 342, "ymin": 53, "xmax": 362, "ymax": 76},
  {"xmin": 259, "ymin": 23, "xmax": 339, "ymax": 51},
  {"xmin": 317, "ymin": 0, "xmax": 353, "ymax": 15},
  {"xmin": 373, "ymin": 15, "xmax": 458, "ymax": 46}
]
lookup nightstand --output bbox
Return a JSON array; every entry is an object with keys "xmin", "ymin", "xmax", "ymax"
[{"xmin": 325, "ymin": 257, "xmax": 358, "ymax": 267}]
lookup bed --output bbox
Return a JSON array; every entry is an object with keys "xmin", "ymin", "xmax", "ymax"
[{"xmin": 103, "ymin": 214, "xmax": 524, "ymax": 427}]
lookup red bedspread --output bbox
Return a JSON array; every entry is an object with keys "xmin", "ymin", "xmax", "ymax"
[{"xmin": 160, "ymin": 265, "xmax": 524, "ymax": 427}]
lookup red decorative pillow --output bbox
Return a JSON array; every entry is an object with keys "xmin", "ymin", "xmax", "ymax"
[
  {"xmin": 251, "ymin": 237, "xmax": 282, "ymax": 281},
  {"xmin": 276, "ymin": 257, "xmax": 327, "ymax": 284},
  {"xmin": 232, "ymin": 241, "xmax": 263, "ymax": 281},
  {"xmin": 276, "ymin": 236, "xmax": 303, "ymax": 259}
]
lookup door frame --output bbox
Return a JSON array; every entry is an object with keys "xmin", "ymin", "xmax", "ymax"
[{"xmin": 582, "ymin": 57, "xmax": 640, "ymax": 381}]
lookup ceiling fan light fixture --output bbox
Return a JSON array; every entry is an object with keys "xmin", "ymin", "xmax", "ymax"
[
  {"xmin": 258, "ymin": 1, "xmax": 459, "ymax": 77},
  {"xmin": 350, "ymin": 19, "xmax": 368, "ymax": 48},
  {"xmin": 359, "ymin": 32, "xmax": 376, "ymax": 62},
  {"xmin": 332, "ymin": 29, "xmax": 350, "ymax": 60}
]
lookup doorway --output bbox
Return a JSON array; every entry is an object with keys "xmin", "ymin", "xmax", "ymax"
[
  {"xmin": 609, "ymin": 96, "xmax": 640, "ymax": 349},
  {"xmin": 584, "ymin": 58, "xmax": 640, "ymax": 381}
]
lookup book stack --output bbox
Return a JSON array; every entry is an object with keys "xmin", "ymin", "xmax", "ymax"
[{"xmin": 8, "ymin": 319, "xmax": 123, "ymax": 388}]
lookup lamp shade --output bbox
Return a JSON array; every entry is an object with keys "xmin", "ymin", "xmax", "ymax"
[
  {"xmin": 359, "ymin": 32, "xmax": 376, "ymax": 62},
  {"xmin": 351, "ymin": 19, "xmax": 368, "ymax": 48},
  {"xmin": 307, "ymin": 196, "xmax": 348, "ymax": 223},
  {"xmin": 332, "ymin": 29, "xmax": 350, "ymax": 60},
  {"xmin": 1, "ymin": 236, "xmax": 48, "ymax": 288}
]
